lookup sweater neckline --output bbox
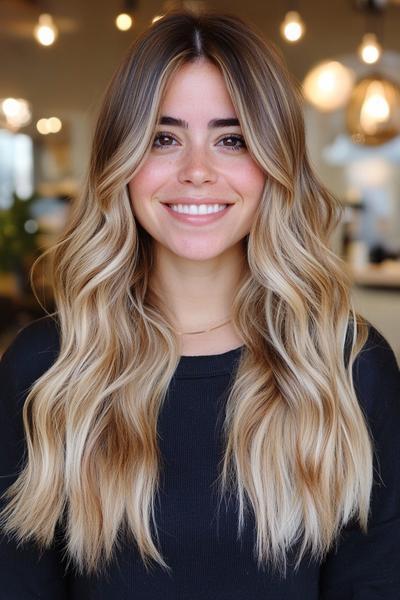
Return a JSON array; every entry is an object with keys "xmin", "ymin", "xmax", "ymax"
[{"xmin": 174, "ymin": 345, "xmax": 245, "ymax": 379}]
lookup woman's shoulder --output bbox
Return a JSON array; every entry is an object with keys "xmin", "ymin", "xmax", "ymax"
[
  {"xmin": 355, "ymin": 321, "xmax": 399, "ymax": 366},
  {"xmin": 0, "ymin": 315, "xmax": 62, "ymax": 480},
  {"xmin": 0, "ymin": 314, "xmax": 61, "ymax": 396},
  {"xmin": 352, "ymin": 321, "xmax": 400, "ymax": 423}
]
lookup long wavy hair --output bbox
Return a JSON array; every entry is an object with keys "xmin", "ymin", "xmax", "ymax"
[{"xmin": 0, "ymin": 9, "xmax": 373, "ymax": 579}]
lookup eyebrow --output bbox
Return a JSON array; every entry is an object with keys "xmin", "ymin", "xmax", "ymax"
[{"xmin": 158, "ymin": 116, "xmax": 240, "ymax": 129}]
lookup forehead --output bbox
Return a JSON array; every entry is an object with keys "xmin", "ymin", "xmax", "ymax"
[{"xmin": 159, "ymin": 59, "xmax": 237, "ymax": 117}]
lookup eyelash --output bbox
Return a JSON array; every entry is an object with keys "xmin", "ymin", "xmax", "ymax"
[{"xmin": 152, "ymin": 131, "xmax": 246, "ymax": 152}]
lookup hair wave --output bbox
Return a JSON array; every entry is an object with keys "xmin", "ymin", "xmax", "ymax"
[{"xmin": 0, "ymin": 9, "xmax": 373, "ymax": 579}]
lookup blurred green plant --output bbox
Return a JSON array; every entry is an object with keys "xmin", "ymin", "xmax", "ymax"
[{"xmin": 0, "ymin": 192, "xmax": 42, "ymax": 273}]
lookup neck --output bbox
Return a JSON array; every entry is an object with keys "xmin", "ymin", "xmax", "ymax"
[{"xmin": 149, "ymin": 242, "xmax": 247, "ymax": 333}]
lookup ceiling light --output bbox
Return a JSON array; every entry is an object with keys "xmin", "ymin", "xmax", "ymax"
[
  {"xmin": 358, "ymin": 32, "xmax": 382, "ymax": 64},
  {"xmin": 346, "ymin": 74, "xmax": 400, "ymax": 145},
  {"xmin": 280, "ymin": 11, "xmax": 305, "ymax": 43},
  {"xmin": 303, "ymin": 61, "xmax": 355, "ymax": 112},
  {"xmin": 116, "ymin": 13, "xmax": 133, "ymax": 31},
  {"xmin": 34, "ymin": 13, "xmax": 58, "ymax": 46}
]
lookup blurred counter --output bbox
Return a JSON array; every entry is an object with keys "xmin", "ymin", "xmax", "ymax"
[{"xmin": 349, "ymin": 259, "xmax": 400, "ymax": 289}]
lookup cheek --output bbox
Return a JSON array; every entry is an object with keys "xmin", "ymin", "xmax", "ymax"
[
  {"xmin": 232, "ymin": 160, "xmax": 265, "ymax": 203},
  {"xmin": 128, "ymin": 159, "xmax": 171, "ymax": 200}
]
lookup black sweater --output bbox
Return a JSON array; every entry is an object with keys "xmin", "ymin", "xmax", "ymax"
[{"xmin": 0, "ymin": 315, "xmax": 400, "ymax": 599}]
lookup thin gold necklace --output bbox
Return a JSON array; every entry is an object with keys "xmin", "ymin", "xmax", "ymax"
[{"xmin": 174, "ymin": 316, "xmax": 232, "ymax": 336}]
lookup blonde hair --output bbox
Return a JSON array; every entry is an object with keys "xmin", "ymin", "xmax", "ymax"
[{"xmin": 0, "ymin": 9, "xmax": 373, "ymax": 580}]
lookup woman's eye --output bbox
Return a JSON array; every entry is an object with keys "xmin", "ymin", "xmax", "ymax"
[
  {"xmin": 218, "ymin": 135, "xmax": 246, "ymax": 151},
  {"xmin": 152, "ymin": 132, "xmax": 247, "ymax": 151},
  {"xmin": 152, "ymin": 132, "xmax": 177, "ymax": 148}
]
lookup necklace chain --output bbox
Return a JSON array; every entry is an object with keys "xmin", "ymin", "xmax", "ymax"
[{"xmin": 174, "ymin": 316, "xmax": 232, "ymax": 336}]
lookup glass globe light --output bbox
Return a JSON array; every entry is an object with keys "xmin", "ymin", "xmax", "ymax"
[{"xmin": 346, "ymin": 74, "xmax": 400, "ymax": 145}]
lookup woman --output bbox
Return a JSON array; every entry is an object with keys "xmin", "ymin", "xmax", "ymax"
[{"xmin": 1, "ymin": 9, "xmax": 399, "ymax": 599}]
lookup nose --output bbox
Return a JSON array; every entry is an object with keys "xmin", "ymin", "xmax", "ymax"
[{"xmin": 177, "ymin": 146, "xmax": 218, "ymax": 186}]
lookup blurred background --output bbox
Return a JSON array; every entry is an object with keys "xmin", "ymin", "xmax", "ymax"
[{"xmin": 1, "ymin": 0, "xmax": 400, "ymax": 360}]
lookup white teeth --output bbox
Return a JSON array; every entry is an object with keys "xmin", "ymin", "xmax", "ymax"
[{"xmin": 168, "ymin": 203, "xmax": 227, "ymax": 215}]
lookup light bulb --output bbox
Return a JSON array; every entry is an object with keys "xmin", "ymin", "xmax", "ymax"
[
  {"xmin": 360, "ymin": 81, "xmax": 390, "ymax": 134},
  {"xmin": 302, "ymin": 61, "xmax": 355, "ymax": 112},
  {"xmin": 358, "ymin": 33, "xmax": 382, "ymax": 65},
  {"xmin": 346, "ymin": 75, "xmax": 400, "ymax": 145},
  {"xmin": 280, "ymin": 11, "xmax": 305, "ymax": 43},
  {"xmin": 116, "ymin": 13, "xmax": 133, "ymax": 31},
  {"xmin": 34, "ymin": 13, "xmax": 58, "ymax": 46}
]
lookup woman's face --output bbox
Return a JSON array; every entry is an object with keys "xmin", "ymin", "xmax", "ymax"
[{"xmin": 128, "ymin": 59, "xmax": 266, "ymax": 261}]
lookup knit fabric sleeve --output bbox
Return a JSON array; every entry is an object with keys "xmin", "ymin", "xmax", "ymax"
[
  {"xmin": 319, "ymin": 324, "xmax": 400, "ymax": 599},
  {"xmin": 0, "ymin": 317, "xmax": 69, "ymax": 599}
]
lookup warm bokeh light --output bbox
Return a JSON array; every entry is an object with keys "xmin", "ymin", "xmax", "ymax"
[
  {"xmin": 36, "ymin": 119, "xmax": 51, "ymax": 134},
  {"xmin": 115, "ymin": 13, "xmax": 133, "ymax": 31},
  {"xmin": 358, "ymin": 33, "xmax": 382, "ymax": 65},
  {"xmin": 360, "ymin": 81, "xmax": 390, "ymax": 130},
  {"xmin": 280, "ymin": 11, "xmax": 305, "ymax": 43},
  {"xmin": 346, "ymin": 75, "xmax": 400, "ymax": 144},
  {"xmin": 0, "ymin": 98, "xmax": 32, "ymax": 129},
  {"xmin": 48, "ymin": 117, "xmax": 62, "ymax": 133},
  {"xmin": 36, "ymin": 117, "xmax": 63, "ymax": 134},
  {"xmin": 34, "ymin": 13, "xmax": 58, "ymax": 46},
  {"xmin": 303, "ymin": 60, "xmax": 355, "ymax": 111}
]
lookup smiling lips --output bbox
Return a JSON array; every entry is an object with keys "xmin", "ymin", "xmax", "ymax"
[
  {"xmin": 161, "ymin": 201, "xmax": 233, "ymax": 225},
  {"xmin": 161, "ymin": 198, "xmax": 234, "ymax": 205}
]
